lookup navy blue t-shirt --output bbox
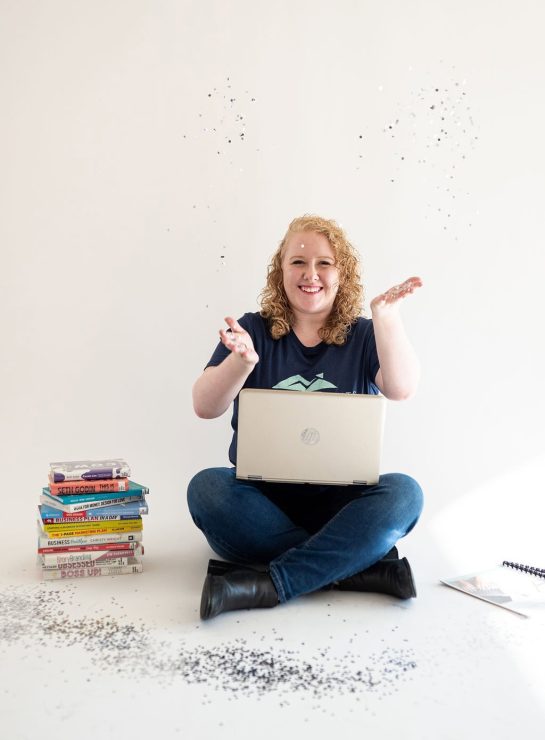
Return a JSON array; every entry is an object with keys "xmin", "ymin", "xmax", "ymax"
[{"xmin": 206, "ymin": 312, "xmax": 381, "ymax": 464}]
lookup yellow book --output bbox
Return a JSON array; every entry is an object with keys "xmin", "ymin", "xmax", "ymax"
[
  {"xmin": 42, "ymin": 521, "xmax": 143, "ymax": 537},
  {"xmin": 44, "ymin": 529, "xmax": 142, "ymax": 539},
  {"xmin": 42, "ymin": 520, "xmax": 142, "ymax": 531}
]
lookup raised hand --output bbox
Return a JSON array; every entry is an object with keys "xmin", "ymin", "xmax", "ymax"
[
  {"xmin": 370, "ymin": 276, "xmax": 423, "ymax": 317},
  {"xmin": 219, "ymin": 317, "xmax": 259, "ymax": 366}
]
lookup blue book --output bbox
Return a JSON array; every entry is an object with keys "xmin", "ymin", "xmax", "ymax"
[
  {"xmin": 39, "ymin": 499, "xmax": 148, "ymax": 522},
  {"xmin": 42, "ymin": 480, "xmax": 149, "ymax": 505}
]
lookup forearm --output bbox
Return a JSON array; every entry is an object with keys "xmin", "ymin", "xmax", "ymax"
[
  {"xmin": 192, "ymin": 354, "xmax": 256, "ymax": 419},
  {"xmin": 372, "ymin": 312, "xmax": 420, "ymax": 400}
]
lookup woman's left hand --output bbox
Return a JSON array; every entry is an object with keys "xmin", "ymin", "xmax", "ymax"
[{"xmin": 370, "ymin": 276, "xmax": 423, "ymax": 317}]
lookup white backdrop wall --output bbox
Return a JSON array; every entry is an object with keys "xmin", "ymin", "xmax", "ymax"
[{"xmin": 2, "ymin": 1, "xmax": 545, "ymax": 542}]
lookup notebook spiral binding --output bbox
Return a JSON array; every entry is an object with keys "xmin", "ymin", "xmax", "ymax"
[{"xmin": 502, "ymin": 561, "xmax": 545, "ymax": 578}]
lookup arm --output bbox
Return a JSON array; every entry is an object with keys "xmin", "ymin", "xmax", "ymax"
[
  {"xmin": 192, "ymin": 317, "xmax": 259, "ymax": 419},
  {"xmin": 371, "ymin": 276, "xmax": 422, "ymax": 401}
]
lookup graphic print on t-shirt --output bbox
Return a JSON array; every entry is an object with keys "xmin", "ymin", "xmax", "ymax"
[{"xmin": 272, "ymin": 372, "xmax": 337, "ymax": 392}]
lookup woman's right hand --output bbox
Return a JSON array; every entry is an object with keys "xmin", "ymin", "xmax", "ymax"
[{"xmin": 219, "ymin": 317, "xmax": 259, "ymax": 367}]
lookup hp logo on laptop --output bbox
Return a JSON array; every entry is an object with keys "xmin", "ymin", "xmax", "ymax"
[{"xmin": 300, "ymin": 428, "xmax": 320, "ymax": 445}]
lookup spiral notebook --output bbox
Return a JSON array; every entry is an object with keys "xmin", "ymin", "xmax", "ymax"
[{"xmin": 440, "ymin": 561, "xmax": 545, "ymax": 617}]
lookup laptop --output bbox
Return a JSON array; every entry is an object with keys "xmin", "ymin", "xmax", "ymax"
[{"xmin": 236, "ymin": 388, "xmax": 386, "ymax": 486}]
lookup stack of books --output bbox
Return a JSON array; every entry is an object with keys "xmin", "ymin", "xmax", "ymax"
[{"xmin": 37, "ymin": 458, "xmax": 148, "ymax": 581}]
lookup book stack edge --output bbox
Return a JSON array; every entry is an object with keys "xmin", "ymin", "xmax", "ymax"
[{"xmin": 37, "ymin": 458, "xmax": 149, "ymax": 580}]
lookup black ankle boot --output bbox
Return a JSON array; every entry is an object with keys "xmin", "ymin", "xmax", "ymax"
[
  {"xmin": 200, "ymin": 568, "xmax": 279, "ymax": 620},
  {"xmin": 207, "ymin": 558, "xmax": 265, "ymax": 576},
  {"xmin": 335, "ymin": 557, "xmax": 417, "ymax": 599},
  {"xmin": 379, "ymin": 546, "xmax": 399, "ymax": 561}
]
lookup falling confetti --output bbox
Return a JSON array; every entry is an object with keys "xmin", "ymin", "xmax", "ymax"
[{"xmin": 358, "ymin": 62, "xmax": 480, "ymax": 234}]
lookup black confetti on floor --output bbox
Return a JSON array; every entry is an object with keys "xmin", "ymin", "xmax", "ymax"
[{"xmin": 0, "ymin": 585, "xmax": 417, "ymax": 701}]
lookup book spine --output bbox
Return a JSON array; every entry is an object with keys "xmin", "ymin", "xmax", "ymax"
[
  {"xmin": 48, "ymin": 478, "xmax": 131, "ymax": 495},
  {"xmin": 38, "ymin": 531, "xmax": 143, "ymax": 547},
  {"xmin": 49, "ymin": 461, "xmax": 131, "ymax": 483},
  {"xmin": 41, "ymin": 562, "xmax": 143, "ymax": 580},
  {"xmin": 42, "ymin": 522, "xmax": 143, "ymax": 537},
  {"xmin": 41, "ymin": 513, "xmax": 143, "ymax": 524},
  {"xmin": 37, "ymin": 541, "xmax": 140, "ymax": 554},
  {"xmin": 40, "ymin": 495, "xmax": 145, "ymax": 514},
  {"xmin": 41, "ymin": 517, "xmax": 142, "ymax": 528},
  {"xmin": 42, "ymin": 483, "xmax": 148, "ymax": 504},
  {"xmin": 41, "ymin": 548, "xmax": 142, "ymax": 566},
  {"xmin": 41, "ymin": 555, "xmax": 134, "ymax": 570}
]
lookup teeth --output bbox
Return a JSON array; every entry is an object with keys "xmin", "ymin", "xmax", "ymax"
[{"xmin": 300, "ymin": 286, "xmax": 321, "ymax": 293}]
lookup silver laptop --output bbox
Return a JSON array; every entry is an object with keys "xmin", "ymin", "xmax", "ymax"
[{"xmin": 236, "ymin": 389, "xmax": 386, "ymax": 486}]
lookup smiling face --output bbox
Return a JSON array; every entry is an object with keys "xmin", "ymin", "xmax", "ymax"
[{"xmin": 281, "ymin": 230, "xmax": 340, "ymax": 327}]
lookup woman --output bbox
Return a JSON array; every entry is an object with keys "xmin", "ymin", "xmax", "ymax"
[{"xmin": 188, "ymin": 214, "xmax": 423, "ymax": 620}]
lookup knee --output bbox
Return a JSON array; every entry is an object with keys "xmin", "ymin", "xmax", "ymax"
[
  {"xmin": 382, "ymin": 473, "xmax": 424, "ymax": 521},
  {"xmin": 401, "ymin": 473, "xmax": 424, "ymax": 515},
  {"xmin": 187, "ymin": 467, "xmax": 233, "ymax": 520}
]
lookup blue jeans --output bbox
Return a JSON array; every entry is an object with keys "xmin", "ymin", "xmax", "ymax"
[{"xmin": 187, "ymin": 468, "xmax": 423, "ymax": 603}]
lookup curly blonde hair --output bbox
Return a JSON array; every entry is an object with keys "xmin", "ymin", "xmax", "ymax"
[{"xmin": 259, "ymin": 215, "xmax": 364, "ymax": 345}]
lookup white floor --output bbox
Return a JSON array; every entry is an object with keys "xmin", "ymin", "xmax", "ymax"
[{"xmin": 2, "ymin": 486, "xmax": 545, "ymax": 740}]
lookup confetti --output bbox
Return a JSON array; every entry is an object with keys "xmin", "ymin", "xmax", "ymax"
[{"xmin": 0, "ymin": 585, "xmax": 417, "ymax": 701}]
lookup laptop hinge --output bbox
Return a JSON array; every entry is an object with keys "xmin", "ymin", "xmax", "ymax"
[
  {"xmin": 353, "ymin": 480, "xmax": 368, "ymax": 485},
  {"xmin": 247, "ymin": 475, "xmax": 263, "ymax": 480}
]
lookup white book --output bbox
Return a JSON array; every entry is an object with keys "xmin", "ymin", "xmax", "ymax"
[
  {"xmin": 40, "ymin": 545, "xmax": 143, "ymax": 566},
  {"xmin": 41, "ymin": 559, "xmax": 143, "ymax": 580}
]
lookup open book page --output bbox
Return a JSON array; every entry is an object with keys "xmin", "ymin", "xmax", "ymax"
[{"xmin": 440, "ymin": 565, "xmax": 545, "ymax": 617}]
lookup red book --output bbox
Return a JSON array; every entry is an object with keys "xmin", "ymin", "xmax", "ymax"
[
  {"xmin": 37, "ymin": 542, "xmax": 140, "ymax": 555},
  {"xmin": 48, "ymin": 478, "xmax": 130, "ymax": 496}
]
